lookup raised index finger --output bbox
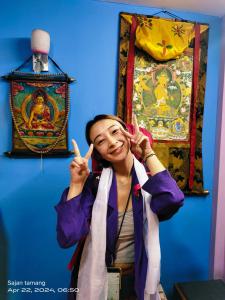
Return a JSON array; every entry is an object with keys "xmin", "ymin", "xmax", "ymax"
[
  {"xmin": 132, "ymin": 114, "xmax": 140, "ymax": 134},
  {"xmin": 72, "ymin": 139, "xmax": 81, "ymax": 157},
  {"xmin": 84, "ymin": 144, "xmax": 94, "ymax": 160}
]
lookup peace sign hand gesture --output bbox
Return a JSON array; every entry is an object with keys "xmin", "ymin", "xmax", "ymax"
[
  {"xmin": 70, "ymin": 139, "xmax": 94, "ymax": 185},
  {"xmin": 120, "ymin": 115, "xmax": 153, "ymax": 160}
]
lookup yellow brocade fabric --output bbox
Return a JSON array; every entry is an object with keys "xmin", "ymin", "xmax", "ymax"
[{"xmin": 122, "ymin": 14, "xmax": 208, "ymax": 61}]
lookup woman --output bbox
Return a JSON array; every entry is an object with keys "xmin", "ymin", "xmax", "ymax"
[{"xmin": 55, "ymin": 114, "xmax": 184, "ymax": 300}]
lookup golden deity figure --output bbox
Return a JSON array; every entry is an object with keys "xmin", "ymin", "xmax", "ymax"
[
  {"xmin": 27, "ymin": 90, "xmax": 54, "ymax": 130},
  {"xmin": 153, "ymin": 70, "xmax": 173, "ymax": 117}
]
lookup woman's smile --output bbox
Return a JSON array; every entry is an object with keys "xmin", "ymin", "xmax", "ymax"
[{"xmin": 109, "ymin": 143, "xmax": 124, "ymax": 155}]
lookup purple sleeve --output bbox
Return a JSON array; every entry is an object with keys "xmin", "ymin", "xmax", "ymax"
[
  {"xmin": 142, "ymin": 170, "xmax": 184, "ymax": 221},
  {"xmin": 55, "ymin": 180, "xmax": 95, "ymax": 248}
]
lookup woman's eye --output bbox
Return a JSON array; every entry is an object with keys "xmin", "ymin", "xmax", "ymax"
[
  {"xmin": 112, "ymin": 129, "xmax": 119, "ymax": 134},
  {"xmin": 97, "ymin": 139, "xmax": 104, "ymax": 146}
]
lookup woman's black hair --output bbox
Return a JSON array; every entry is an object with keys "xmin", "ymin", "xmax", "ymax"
[{"xmin": 85, "ymin": 114, "xmax": 127, "ymax": 168}]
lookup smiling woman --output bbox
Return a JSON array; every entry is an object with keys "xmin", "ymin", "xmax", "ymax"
[
  {"xmin": 55, "ymin": 114, "xmax": 184, "ymax": 300},
  {"xmin": 85, "ymin": 114, "xmax": 128, "ymax": 168}
]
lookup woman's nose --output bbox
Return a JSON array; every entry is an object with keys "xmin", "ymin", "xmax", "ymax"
[{"xmin": 107, "ymin": 135, "xmax": 117, "ymax": 146}]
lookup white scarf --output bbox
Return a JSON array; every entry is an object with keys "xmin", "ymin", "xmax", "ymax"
[{"xmin": 77, "ymin": 156, "xmax": 161, "ymax": 300}]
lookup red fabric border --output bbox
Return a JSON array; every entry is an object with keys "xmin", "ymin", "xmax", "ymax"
[
  {"xmin": 67, "ymin": 237, "xmax": 86, "ymax": 271},
  {"xmin": 125, "ymin": 16, "xmax": 138, "ymax": 124},
  {"xmin": 189, "ymin": 24, "xmax": 200, "ymax": 190}
]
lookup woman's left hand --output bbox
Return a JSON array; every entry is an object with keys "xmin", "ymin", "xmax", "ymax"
[{"xmin": 120, "ymin": 114, "xmax": 154, "ymax": 160}]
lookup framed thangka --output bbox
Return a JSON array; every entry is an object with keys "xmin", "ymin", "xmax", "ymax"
[
  {"xmin": 5, "ymin": 73, "xmax": 72, "ymax": 156},
  {"xmin": 117, "ymin": 12, "xmax": 209, "ymax": 194}
]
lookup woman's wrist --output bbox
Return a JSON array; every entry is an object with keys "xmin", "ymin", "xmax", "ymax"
[
  {"xmin": 67, "ymin": 182, "xmax": 84, "ymax": 201},
  {"xmin": 144, "ymin": 150, "xmax": 166, "ymax": 176},
  {"xmin": 143, "ymin": 150, "xmax": 155, "ymax": 162},
  {"xmin": 144, "ymin": 152, "xmax": 156, "ymax": 162},
  {"xmin": 69, "ymin": 180, "xmax": 85, "ymax": 190}
]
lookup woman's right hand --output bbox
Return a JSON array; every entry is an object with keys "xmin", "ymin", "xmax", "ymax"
[{"xmin": 70, "ymin": 139, "xmax": 93, "ymax": 185}]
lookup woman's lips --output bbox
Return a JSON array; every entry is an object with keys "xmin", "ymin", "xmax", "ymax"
[{"xmin": 110, "ymin": 144, "xmax": 124, "ymax": 155}]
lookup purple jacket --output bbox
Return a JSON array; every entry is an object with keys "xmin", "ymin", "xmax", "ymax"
[{"xmin": 55, "ymin": 169, "xmax": 184, "ymax": 300}]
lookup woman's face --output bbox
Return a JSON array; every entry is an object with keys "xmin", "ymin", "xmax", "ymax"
[{"xmin": 89, "ymin": 119, "xmax": 130, "ymax": 163}]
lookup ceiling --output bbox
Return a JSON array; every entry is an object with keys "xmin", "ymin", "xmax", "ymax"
[{"xmin": 100, "ymin": 0, "xmax": 225, "ymax": 17}]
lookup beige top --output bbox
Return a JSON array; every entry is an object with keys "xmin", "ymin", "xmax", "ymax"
[{"xmin": 114, "ymin": 209, "xmax": 135, "ymax": 263}]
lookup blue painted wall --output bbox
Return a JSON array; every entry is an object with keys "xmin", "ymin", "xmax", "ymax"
[{"xmin": 0, "ymin": 0, "xmax": 222, "ymax": 299}]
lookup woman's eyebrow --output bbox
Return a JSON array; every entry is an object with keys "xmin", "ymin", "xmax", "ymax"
[{"xmin": 93, "ymin": 124, "xmax": 119, "ymax": 143}]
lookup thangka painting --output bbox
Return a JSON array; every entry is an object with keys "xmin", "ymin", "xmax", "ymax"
[
  {"xmin": 117, "ymin": 12, "xmax": 209, "ymax": 194},
  {"xmin": 133, "ymin": 48, "xmax": 193, "ymax": 141},
  {"xmin": 9, "ymin": 74, "xmax": 70, "ymax": 155}
]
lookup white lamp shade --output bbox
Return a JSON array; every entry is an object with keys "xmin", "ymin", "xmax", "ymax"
[{"xmin": 31, "ymin": 29, "xmax": 50, "ymax": 54}]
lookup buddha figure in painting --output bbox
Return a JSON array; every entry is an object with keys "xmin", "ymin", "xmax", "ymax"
[{"xmin": 28, "ymin": 90, "xmax": 54, "ymax": 130}]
